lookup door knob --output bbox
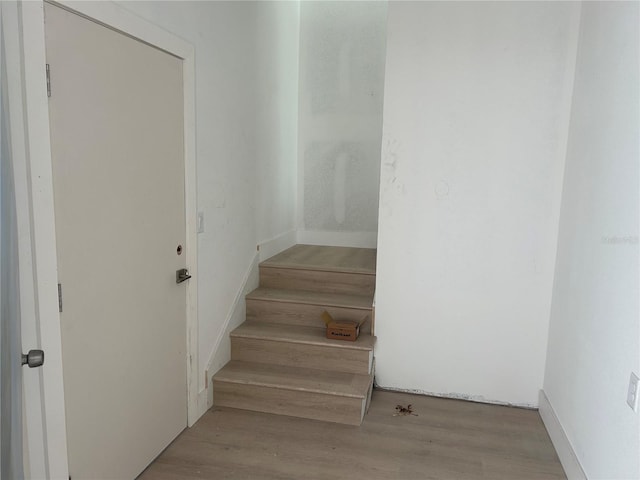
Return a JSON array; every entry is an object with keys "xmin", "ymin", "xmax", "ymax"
[
  {"xmin": 176, "ymin": 268, "xmax": 191, "ymax": 284},
  {"xmin": 22, "ymin": 349, "xmax": 45, "ymax": 368}
]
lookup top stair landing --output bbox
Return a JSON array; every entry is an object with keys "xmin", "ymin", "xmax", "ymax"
[
  {"xmin": 259, "ymin": 245, "xmax": 377, "ymax": 297},
  {"xmin": 261, "ymin": 244, "xmax": 376, "ymax": 275}
]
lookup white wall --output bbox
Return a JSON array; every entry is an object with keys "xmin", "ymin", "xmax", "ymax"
[
  {"xmin": 297, "ymin": 1, "xmax": 386, "ymax": 248},
  {"xmin": 114, "ymin": 1, "xmax": 300, "ymax": 413},
  {"xmin": 375, "ymin": 1, "xmax": 579, "ymax": 406},
  {"xmin": 543, "ymin": 2, "xmax": 639, "ymax": 478},
  {"xmin": 255, "ymin": 1, "xmax": 300, "ymax": 260},
  {"xmin": 206, "ymin": 1, "xmax": 301, "ymax": 405}
]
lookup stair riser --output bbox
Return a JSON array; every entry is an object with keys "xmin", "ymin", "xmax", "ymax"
[
  {"xmin": 260, "ymin": 267, "xmax": 375, "ymax": 296},
  {"xmin": 231, "ymin": 337, "xmax": 372, "ymax": 375},
  {"xmin": 213, "ymin": 381, "xmax": 365, "ymax": 426},
  {"xmin": 246, "ymin": 299, "xmax": 372, "ymax": 334}
]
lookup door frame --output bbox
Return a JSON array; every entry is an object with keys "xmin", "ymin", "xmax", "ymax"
[{"xmin": 16, "ymin": 2, "xmax": 199, "ymax": 477}]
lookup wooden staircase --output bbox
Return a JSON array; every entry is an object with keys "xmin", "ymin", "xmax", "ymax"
[{"xmin": 212, "ymin": 245, "xmax": 376, "ymax": 426}]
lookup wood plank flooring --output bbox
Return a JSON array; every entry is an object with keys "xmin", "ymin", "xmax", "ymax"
[
  {"xmin": 232, "ymin": 322, "xmax": 376, "ymax": 351},
  {"xmin": 246, "ymin": 287, "xmax": 374, "ymax": 310},
  {"xmin": 138, "ymin": 390, "xmax": 565, "ymax": 480},
  {"xmin": 261, "ymin": 244, "xmax": 377, "ymax": 274}
]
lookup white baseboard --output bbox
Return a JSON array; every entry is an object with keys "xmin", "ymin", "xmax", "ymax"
[
  {"xmin": 374, "ymin": 384, "xmax": 537, "ymax": 409},
  {"xmin": 297, "ymin": 230, "xmax": 377, "ymax": 248},
  {"xmin": 538, "ymin": 390, "xmax": 587, "ymax": 480},
  {"xmin": 198, "ymin": 253, "xmax": 260, "ymax": 417},
  {"xmin": 197, "ymin": 388, "xmax": 208, "ymax": 419},
  {"xmin": 258, "ymin": 229, "xmax": 297, "ymax": 262}
]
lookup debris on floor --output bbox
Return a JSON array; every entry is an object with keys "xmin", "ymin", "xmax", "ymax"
[{"xmin": 394, "ymin": 404, "xmax": 418, "ymax": 416}]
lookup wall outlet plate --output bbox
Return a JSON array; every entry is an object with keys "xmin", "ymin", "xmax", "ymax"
[{"xmin": 627, "ymin": 372, "xmax": 639, "ymax": 412}]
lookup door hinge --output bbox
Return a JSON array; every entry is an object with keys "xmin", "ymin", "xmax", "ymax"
[
  {"xmin": 57, "ymin": 283, "xmax": 63, "ymax": 312},
  {"xmin": 46, "ymin": 64, "xmax": 51, "ymax": 97}
]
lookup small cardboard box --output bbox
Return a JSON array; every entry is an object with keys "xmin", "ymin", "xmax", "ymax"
[{"xmin": 322, "ymin": 311, "xmax": 367, "ymax": 342}]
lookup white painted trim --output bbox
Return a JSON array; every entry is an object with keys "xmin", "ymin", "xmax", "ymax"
[
  {"xmin": 52, "ymin": 0, "xmax": 193, "ymax": 60},
  {"xmin": 539, "ymin": 390, "xmax": 587, "ymax": 480},
  {"xmin": 204, "ymin": 253, "xmax": 260, "ymax": 411},
  {"xmin": 297, "ymin": 230, "xmax": 378, "ymax": 248},
  {"xmin": 258, "ymin": 229, "xmax": 297, "ymax": 261},
  {"xmin": 52, "ymin": 0, "xmax": 200, "ymax": 427},
  {"xmin": 2, "ymin": 2, "xmax": 53, "ymax": 477},
  {"xmin": 205, "ymin": 253, "xmax": 260, "ymax": 370},
  {"xmin": 17, "ymin": 2, "xmax": 70, "ymax": 477},
  {"xmin": 183, "ymin": 48, "xmax": 199, "ymax": 428},
  {"xmin": 375, "ymin": 385, "xmax": 538, "ymax": 410}
]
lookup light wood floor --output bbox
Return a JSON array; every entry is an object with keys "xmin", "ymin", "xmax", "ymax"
[
  {"xmin": 138, "ymin": 390, "xmax": 565, "ymax": 480},
  {"xmin": 261, "ymin": 244, "xmax": 377, "ymax": 275}
]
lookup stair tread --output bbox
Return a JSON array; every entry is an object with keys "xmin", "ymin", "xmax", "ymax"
[
  {"xmin": 231, "ymin": 321, "xmax": 376, "ymax": 351},
  {"xmin": 247, "ymin": 287, "xmax": 373, "ymax": 309},
  {"xmin": 261, "ymin": 244, "xmax": 376, "ymax": 275},
  {"xmin": 213, "ymin": 361, "xmax": 372, "ymax": 399}
]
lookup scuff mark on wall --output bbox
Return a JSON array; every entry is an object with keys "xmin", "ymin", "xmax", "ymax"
[{"xmin": 379, "ymin": 136, "xmax": 406, "ymax": 215}]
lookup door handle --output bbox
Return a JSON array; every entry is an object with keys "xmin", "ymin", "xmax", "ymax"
[
  {"xmin": 22, "ymin": 349, "xmax": 45, "ymax": 368},
  {"xmin": 176, "ymin": 268, "xmax": 191, "ymax": 284}
]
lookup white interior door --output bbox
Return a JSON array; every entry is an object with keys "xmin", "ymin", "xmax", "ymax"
[{"xmin": 45, "ymin": 3, "xmax": 187, "ymax": 478}]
